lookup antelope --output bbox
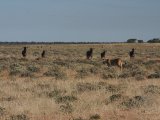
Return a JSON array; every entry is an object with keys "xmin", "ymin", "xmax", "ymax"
[
  {"xmin": 103, "ymin": 58, "xmax": 123, "ymax": 71},
  {"xmin": 22, "ymin": 47, "xmax": 27, "ymax": 58},
  {"xmin": 129, "ymin": 48, "xmax": 135, "ymax": 59},
  {"xmin": 41, "ymin": 50, "xmax": 46, "ymax": 58},
  {"xmin": 86, "ymin": 48, "xmax": 93, "ymax": 60},
  {"xmin": 101, "ymin": 50, "xmax": 106, "ymax": 59}
]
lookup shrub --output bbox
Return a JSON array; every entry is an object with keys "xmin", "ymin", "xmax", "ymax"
[
  {"xmin": 10, "ymin": 63, "xmax": 25, "ymax": 75},
  {"xmin": 102, "ymin": 73, "xmax": 117, "ymax": 79},
  {"xmin": 121, "ymin": 96, "xmax": 146, "ymax": 109},
  {"xmin": 48, "ymin": 89, "xmax": 77, "ymax": 104},
  {"xmin": 119, "ymin": 62, "xmax": 147, "ymax": 79},
  {"xmin": 27, "ymin": 65, "xmax": 40, "ymax": 72},
  {"xmin": 0, "ymin": 106, "xmax": 5, "ymax": 116},
  {"xmin": 73, "ymin": 117, "xmax": 85, "ymax": 120},
  {"xmin": 59, "ymin": 103, "xmax": 73, "ymax": 113},
  {"xmin": 76, "ymin": 83, "xmax": 101, "ymax": 93},
  {"xmin": 101, "ymin": 67, "xmax": 117, "ymax": 80},
  {"xmin": 76, "ymin": 67, "xmax": 90, "ymax": 79},
  {"xmin": 44, "ymin": 67, "xmax": 67, "ymax": 80},
  {"xmin": 109, "ymin": 94, "xmax": 122, "ymax": 102},
  {"xmin": 148, "ymin": 72, "xmax": 160, "ymax": 79},
  {"xmin": 89, "ymin": 114, "xmax": 101, "ymax": 120},
  {"xmin": 105, "ymin": 84, "xmax": 126, "ymax": 93},
  {"xmin": 21, "ymin": 71, "xmax": 33, "ymax": 77},
  {"xmin": 55, "ymin": 95, "xmax": 77, "ymax": 103},
  {"xmin": 10, "ymin": 114, "xmax": 29, "ymax": 120},
  {"xmin": 0, "ymin": 65, "xmax": 5, "ymax": 73},
  {"xmin": 144, "ymin": 85, "xmax": 160, "ymax": 94},
  {"xmin": 135, "ymin": 74, "xmax": 146, "ymax": 81},
  {"xmin": 90, "ymin": 67, "xmax": 99, "ymax": 74},
  {"xmin": 48, "ymin": 89, "xmax": 66, "ymax": 98}
]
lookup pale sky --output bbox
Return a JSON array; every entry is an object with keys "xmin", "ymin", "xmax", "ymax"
[{"xmin": 0, "ymin": 0, "xmax": 160, "ymax": 42}]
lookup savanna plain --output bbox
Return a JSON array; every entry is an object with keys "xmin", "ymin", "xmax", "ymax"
[{"xmin": 0, "ymin": 43, "xmax": 160, "ymax": 120}]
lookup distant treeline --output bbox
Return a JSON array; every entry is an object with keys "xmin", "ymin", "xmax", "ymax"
[
  {"xmin": 0, "ymin": 41, "xmax": 123, "ymax": 45},
  {"xmin": 126, "ymin": 38, "xmax": 160, "ymax": 43},
  {"xmin": 0, "ymin": 38, "xmax": 159, "ymax": 45}
]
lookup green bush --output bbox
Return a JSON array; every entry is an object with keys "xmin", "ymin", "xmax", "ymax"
[
  {"xmin": 10, "ymin": 63, "xmax": 25, "ymax": 75},
  {"xmin": 27, "ymin": 65, "xmax": 40, "ymax": 72}
]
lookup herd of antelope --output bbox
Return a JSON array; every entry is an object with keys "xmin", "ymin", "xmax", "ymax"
[
  {"xmin": 85, "ymin": 47, "xmax": 135, "ymax": 70},
  {"xmin": 21, "ymin": 47, "xmax": 135, "ymax": 71}
]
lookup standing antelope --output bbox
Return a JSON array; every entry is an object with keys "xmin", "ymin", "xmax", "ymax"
[
  {"xmin": 41, "ymin": 50, "xmax": 46, "ymax": 58},
  {"xmin": 22, "ymin": 47, "xmax": 27, "ymax": 58},
  {"xmin": 86, "ymin": 48, "xmax": 93, "ymax": 60},
  {"xmin": 129, "ymin": 48, "xmax": 135, "ymax": 59},
  {"xmin": 101, "ymin": 50, "xmax": 106, "ymax": 59}
]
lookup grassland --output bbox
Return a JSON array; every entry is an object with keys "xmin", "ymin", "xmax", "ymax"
[{"xmin": 0, "ymin": 43, "xmax": 160, "ymax": 120}]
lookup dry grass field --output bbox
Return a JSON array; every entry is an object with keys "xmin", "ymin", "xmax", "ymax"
[{"xmin": 0, "ymin": 43, "xmax": 160, "ymax": 120}]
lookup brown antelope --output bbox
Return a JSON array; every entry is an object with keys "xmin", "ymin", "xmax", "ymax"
[{"xmin": 103, "ymin": 58, "xmax": 123, "ymax": 70}]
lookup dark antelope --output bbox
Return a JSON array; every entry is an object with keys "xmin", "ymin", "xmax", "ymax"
[
  {"xmin": 22, "ymin": 47, "xmax": 27, "ymax": 57},
  {"xmin": 129, "ymin": 48, "xmax": 135, "ymax": 59},
  {"xmin": 86, "ymin": 48, "xmax": 93, "ymax": 60},
  {"xmin": 101, "ymin": 50, "xmax": 106, "ymax": 59}
]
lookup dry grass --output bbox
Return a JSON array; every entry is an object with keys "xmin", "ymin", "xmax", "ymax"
[{"xmin": 0, "ymin": 43, "xmax": 160, "ymax": 120}]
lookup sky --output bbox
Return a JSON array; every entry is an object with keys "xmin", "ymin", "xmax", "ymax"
[{"xmin": 0, "ymin": 0, "xmax": 160, "ymax": 42}]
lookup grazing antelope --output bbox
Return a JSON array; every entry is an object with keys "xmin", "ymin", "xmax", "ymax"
[
  {"xmin": 103, "ymin": 58, "xmax": 123, "ymax": 71},
  {"xmin": 41, "ymin": 50, "xmax": 46, "ymax": 58},
  {"xmin": 22, "ymin": 47, "xmax": 27, "ymax": 58},
  {"xmin": 101, "ymin": 50, "xmax": 106, "ymax": 59},
  {"xmin": 86, "ymin": 48, "xmax": 93, "ymax": 60},
  {"xmin": 129, "ymin": 48, "xmax": 135, "ymax": 59}
]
